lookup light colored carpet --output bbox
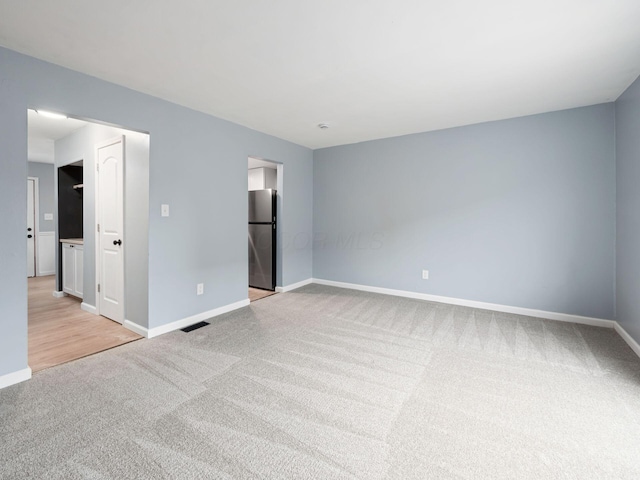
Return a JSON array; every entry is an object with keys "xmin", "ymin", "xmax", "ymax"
[{"xmin": 1, "ymin": 284, "xmax": 639, "ymax": 479}]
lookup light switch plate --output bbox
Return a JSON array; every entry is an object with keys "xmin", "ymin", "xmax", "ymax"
[
  {"xmin": 161, "ymin": 204, "xmax": 170, "ymax": 217},
  {"xmin": 44, "ymin": 213, "xmax": 53, "ymax": 221}
]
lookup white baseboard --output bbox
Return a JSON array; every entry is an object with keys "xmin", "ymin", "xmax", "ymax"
[
  {"xmin": 52, "ymin": 291, "xmax": 66, "ymax": 298},
  {"xmin": 614, "ymin": 323, "xmax": 640, "ymax": 358},
  {"xmin": 275, "ymin": 278, "xmax": 313, "ymax": 293},
  {"xmin": 0, "ymin": 367, "xmax": 32, "ymax": 390},
  {"xmin": 80, "ymin": 303, "xmax": 98, "ymax": 315},
  {"xmin": 312, "ymin": 278, "xmax": 616, "ymax": 329},
  {"xmin": 123, "ymin": 319, "xmax": 149, "ymax": 338},
  {"xmin": 125, "ymin": 298, "xmax": 251, "ymax": 339}
]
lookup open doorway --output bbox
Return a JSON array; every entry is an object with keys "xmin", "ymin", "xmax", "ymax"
[
  {"xmin": 248, "ymin": 156, "xmax": 281, "ymax": 302},
  {"xmin": 27, "ymin": 109, "xmax": 149, "ymax": 372}
]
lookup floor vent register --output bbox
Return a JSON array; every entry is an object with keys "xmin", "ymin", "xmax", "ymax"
[{"xmin": 181, "ymin": 321, "xmax": 210, "ymax": 333}]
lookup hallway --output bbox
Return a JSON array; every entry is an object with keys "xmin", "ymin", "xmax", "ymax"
[{"xmin": 28, "ymin": 276, "xmax": 141, "ymax": 372}]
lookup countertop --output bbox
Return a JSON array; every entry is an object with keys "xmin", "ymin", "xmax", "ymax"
[{"xmin": 59, "ymin": 238, "xmax": 84, "ymax": 245}]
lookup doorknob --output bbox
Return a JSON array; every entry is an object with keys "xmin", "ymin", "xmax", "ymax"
[
  {"xmin": 27, "ymin": 234, "xmax": 33, "ymax": 238},
  {"xmin": 113, "ymin": 239, "xmax": 122, "ymax": 246}
]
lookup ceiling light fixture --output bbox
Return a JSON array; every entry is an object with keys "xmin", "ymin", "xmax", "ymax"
[
  {"xmin": 36, "ymin": 110, "xmax": 67, "ymax": 120},
  {"xmin": 318, "ymin": 123, "xmax": 330, "ymax": 129}
]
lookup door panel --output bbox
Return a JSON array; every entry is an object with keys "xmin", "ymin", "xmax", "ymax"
[
  {"xmin": 75, "ymin": 247, "xmax": 83, "ymax": 298},
  {"xmin": 98, "ymin": 137, "xmax": 124, "ymax": 323},
  {"xmin": 62, "ymin": 244, "xmax": 74, "ymax": 293},
  {"xmin": 102, "ymin": 250, "xmax": 120, "ymax": 302},
  {"xmin": 101, "ymin": 161, "xmax": 120, "ymax": 233}
]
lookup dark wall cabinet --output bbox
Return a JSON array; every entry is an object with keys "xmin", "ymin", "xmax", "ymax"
[
  {"xmin": 57, "ymin": 164, "xmax": 83, "ymax": 288},
  {"xmin": 58, "ymin": 165, "xmax": 83, "ymax": 238}
]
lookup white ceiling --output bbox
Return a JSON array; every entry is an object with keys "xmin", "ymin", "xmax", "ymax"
[
  {"xmin": 3, "ymin": 1, "xmax": 640, "ymax": 149},
  {"xmin": 28, "ymin": 110, "xmax": 87, "ymax": 163}
]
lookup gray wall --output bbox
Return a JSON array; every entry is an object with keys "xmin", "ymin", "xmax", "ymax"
[
  {"xmin": 55, "ymin": 123, "xmax": 150, "ymax": 327},
  {"xmin": 0, "ymin": 80, "xmax": 28, "ymax": 377},
  {"xmin": 0, "ymin": 46, "xmax": 313, "ymax": 379},
  {"xmin": 27, "ymin": 162, "xmax": 55, "ymax": 231},
  {"xmin": 616, "ymin": 74, "xmax": 640, "ymax": 344},
  {"xmin": 314, "ymin": 104, "xmax": 616, "ymax": 320}
]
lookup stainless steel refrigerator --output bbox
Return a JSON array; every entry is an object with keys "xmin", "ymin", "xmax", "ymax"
[{"xmin": 248, "ymin": 189, "xmax": 276, "ymax": 290}]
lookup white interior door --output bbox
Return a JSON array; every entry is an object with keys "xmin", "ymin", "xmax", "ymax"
[
  {"xmin": 97, "ymin": 137, "xmax": 125, "ymax": 323},
  {"xmin": 27, "ymin": 178, "xmax": 36, "ymax": 277}
]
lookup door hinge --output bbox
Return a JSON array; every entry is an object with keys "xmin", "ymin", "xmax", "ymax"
[
  {"xmin": 97, "ymin": 223, "xmax": 100, "ymax": 232},
  {"xmin": 96, "ymin": 164, "xmax": 99, "ymax": 172},
  {"xmin": 98, "ymin": 284, "xmax": 101, "ymax": 293}
]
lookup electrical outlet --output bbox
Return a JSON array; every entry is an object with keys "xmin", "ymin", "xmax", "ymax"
[
  {"xmin": 422, "ymin": 270, "xmax": 429, "ymax": 280},
  {"xmin": 161, "ymin": 204, "xmax": 170, "ymax": 217},
  {"xmin": 197, "ymin": 283, "xmax": 204, "ymax": 295}
]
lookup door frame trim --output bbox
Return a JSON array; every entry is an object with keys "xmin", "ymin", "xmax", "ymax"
[
  {"xmin": 27, "ymin": 176, "xmax": 40, "ymax": 277},
  {"xmin": 94, "ymin": 135, "xmax": 125, "ymax": 320}
]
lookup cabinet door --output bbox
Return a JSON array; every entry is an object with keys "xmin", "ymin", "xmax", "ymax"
[
  {"xmin": 248, "ymin": 168, "xmax": 265, "ymax": 191},
  {"xmin": 74, "ymin": 246, "xmax": 83, "ymax": 299},
  {"xmin": 62, "ymin": 244, "xmax": 74, "ymax": 294},
  {"xmin": 263, "ymin": 168, "xmax": 277, "ymax": 189}
]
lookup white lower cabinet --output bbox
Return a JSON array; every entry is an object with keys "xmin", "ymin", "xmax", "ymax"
[{"xmin": 62, "ymin": 242, "xmax": 83, "ymax": 299}]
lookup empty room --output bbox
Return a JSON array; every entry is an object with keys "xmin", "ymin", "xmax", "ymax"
[{"xmin": 1, "ymin": 1, "xmax": 639, "ymax": 479}]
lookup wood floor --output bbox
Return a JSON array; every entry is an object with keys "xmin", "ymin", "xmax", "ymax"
[
  {"xmin": 249, "ymin": 287, "xmax": 277, "ymax": 302},
  {"xmin": 28, "ymin": 276, "xmax": 142, "ymax": 373}
]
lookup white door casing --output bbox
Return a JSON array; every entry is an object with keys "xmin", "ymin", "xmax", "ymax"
[
  {"xmin": 96, "ymin": 136, "xmax": 125, "ymax": 323},
  {"xmin": 27, "ymin": 178, "xmax": 37, "ymax": 277}
]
